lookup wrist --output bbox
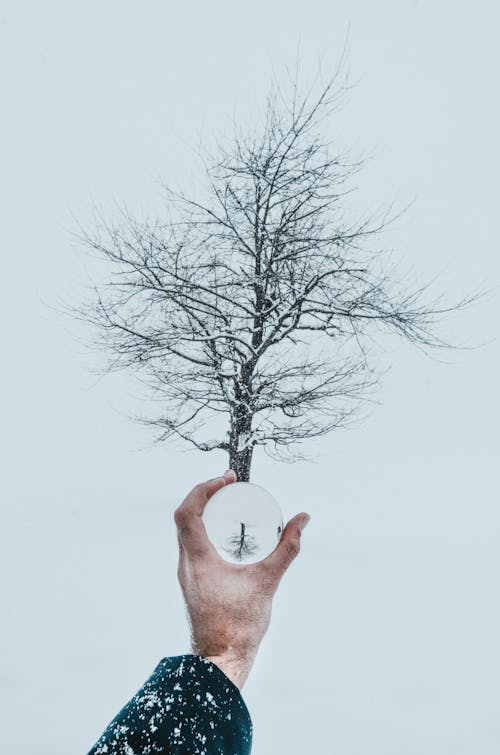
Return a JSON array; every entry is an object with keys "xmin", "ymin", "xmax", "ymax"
[{"xmin": 201, "ymin": 649, "xmax": 257, "ymax": 689}]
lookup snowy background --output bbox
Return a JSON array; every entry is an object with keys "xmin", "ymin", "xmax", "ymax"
[{"xmin": 1, "ymin": 1, "xmax": 499, "ymax": 753}]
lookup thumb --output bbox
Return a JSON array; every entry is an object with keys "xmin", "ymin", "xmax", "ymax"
[{"xmin": 260, "ymin": 512, "xmax": 311, "ymax": 580}]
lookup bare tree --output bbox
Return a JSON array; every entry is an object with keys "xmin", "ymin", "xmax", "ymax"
[{"xmin": 71, "ymin": 68, "xmax": 471, "ymax": 481}]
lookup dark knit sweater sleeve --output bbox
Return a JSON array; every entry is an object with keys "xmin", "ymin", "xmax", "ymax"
[{"xmin": 86, "ymin": 654, "xmax": 253, "ymax": 755}]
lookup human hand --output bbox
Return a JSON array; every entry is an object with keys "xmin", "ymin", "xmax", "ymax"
[{"xmin": 174, "ymin": 470, "xmax": 310, "ymax": 689}]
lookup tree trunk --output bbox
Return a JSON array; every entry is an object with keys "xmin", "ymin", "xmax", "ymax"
[
  {"xmin": 228, "ymin": 444, "xmax": 254, "ymax": 482},
  {"xmin": 228, "ymin": 403, "xmax": 254, "ymax": 481}
]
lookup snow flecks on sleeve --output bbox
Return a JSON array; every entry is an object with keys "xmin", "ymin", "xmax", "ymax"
[{"xmin": 86, "ymin": 653, "xmax": 253, "ymax": 755}]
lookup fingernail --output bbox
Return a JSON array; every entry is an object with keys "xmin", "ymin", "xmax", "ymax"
[{"xmin": 300, "ymin": 515, "xmax": 311, "ymax": 532}]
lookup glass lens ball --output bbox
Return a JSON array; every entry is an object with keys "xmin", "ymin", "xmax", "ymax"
[{"xmin": 202, "ymin": 481, "xmax": 284, "ymax": 564}]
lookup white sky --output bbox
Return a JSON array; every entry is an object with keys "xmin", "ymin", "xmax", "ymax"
[{"xmin": 1, "ymin": 2, "xmax": 499, "ymax": 753}]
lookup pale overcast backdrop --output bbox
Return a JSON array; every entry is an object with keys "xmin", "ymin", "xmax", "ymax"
[{"xmin": 1, "ymin": 2, "xmax": 499, "ymax": 754}]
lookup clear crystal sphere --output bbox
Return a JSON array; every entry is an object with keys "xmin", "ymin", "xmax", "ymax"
[{"xmin": 202, "ymin": 482, "xmax": 284, "ymax": 564}]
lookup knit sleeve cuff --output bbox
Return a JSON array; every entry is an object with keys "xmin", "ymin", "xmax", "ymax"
[{"xmin": 88, "ymin": 653, "xmax": 253, "ymax": 755}]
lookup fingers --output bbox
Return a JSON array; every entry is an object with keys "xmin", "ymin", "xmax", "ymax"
[
  {"xmin": 175, "ymin": 470, "xmax": 237, "ymax": 558},
  {"xmin": 258, "ymin": 512, "xmax": 310, "ymax": 582}
]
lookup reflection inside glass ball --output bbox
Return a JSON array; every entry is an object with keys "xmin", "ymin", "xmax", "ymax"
[{"xmin": 202, "ymin": 482, "xmax": 284, "ymax": 564}]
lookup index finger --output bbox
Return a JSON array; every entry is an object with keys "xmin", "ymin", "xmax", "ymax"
[{"xmin": 174, "ymin": 470, "xmax": 236, "ymax": 557}]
